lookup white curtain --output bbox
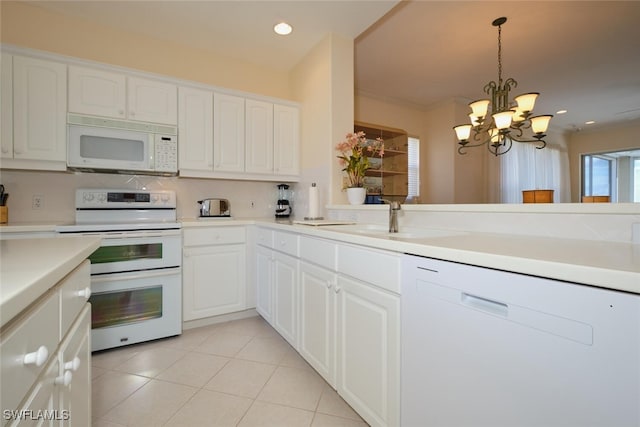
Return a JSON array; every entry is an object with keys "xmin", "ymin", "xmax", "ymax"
[{"xmin": 500, "ymin": 141, "xmax": 570, "ymax": 203}]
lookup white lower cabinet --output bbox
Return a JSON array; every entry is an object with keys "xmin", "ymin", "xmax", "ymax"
[
  {"xmin": 1, "ymin": 260, "xmax": 91, "ymax": 427},
  {"xmin": 182, "ymin": 227, "xmax": 246, "ymax": 321},
  {"xmin": 58, "ymin": 305, "xmax": 91, "ymax": 427},
  {"xmin": 255, "ymin": 245, "xmax": 274, "ymax": 323},
  {"xmin": 335, "ymin": 274, "xmax": 400, "ymax": 427},
  {"xmin": 272, "ymin": 251, "xmax": 298, "ymax": 347},
  {"xmin": 257, "ymin": 230, "xmax": 400, "ymax": 427},
  {"xmin": 299, "ymin": 260, "xmax": 337, "ymax": 387},
  {"xmin": 255, "ymin": 229, "xmax": 299, "ymax": 348}
]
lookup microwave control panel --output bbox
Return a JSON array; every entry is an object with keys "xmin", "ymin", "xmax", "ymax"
[{"xmin": 154, "ymin": 135, "xmax": 178, "ymax": 173}]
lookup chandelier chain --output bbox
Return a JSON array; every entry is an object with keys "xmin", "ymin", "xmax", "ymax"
[{"xmin": 497, "ymin": 23, "xmax": 502, "ymax": 85}]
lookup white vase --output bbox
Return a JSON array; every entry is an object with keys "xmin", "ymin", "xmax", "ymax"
[{"xmin": 346, "ymin": 187, "xmax": 366, "ymax": 205}]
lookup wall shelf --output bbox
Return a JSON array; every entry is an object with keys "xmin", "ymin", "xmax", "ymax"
[{"xmin": 355, "ymin": 121, "xmax": 408, "ymax": 201}]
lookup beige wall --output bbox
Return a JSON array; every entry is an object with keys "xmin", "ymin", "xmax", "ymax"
[
  {"xmin": 1, "ymin": 2, "xmax": 357, "ymax": 219},
  {"xmin": 567, "ymin": 119, "xmax": 640, "ymax": 202},
  {"xmin": 0, "ymin": 1, "xmax": 290, "ymax": 99},
  {"xmin": 355, "ymin": 95, "xmax": 497, "ymax": 204}
]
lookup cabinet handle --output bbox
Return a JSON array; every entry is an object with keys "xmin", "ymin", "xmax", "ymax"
[
  {"xmin": 55, "ymin": 370, "xmax": 73, "ymax": 387},
  {"xmin": 23, "ymin": 345, "xmax": 49, "ymax": 367},
  {"xmin": 130, "ymin": 111, "xmax": 136, "ymax": 117},
  {"xmin": 64, "ymin": 357, "xmax": 81, "ymax": 372},
  {"xmin": 334, "ymin": 286, "xmax": 341, "ymax": 294},
  {"xmin": 77, "ymin": 287, "xmax": 91, "ymax": 299},
  {"xmin": 1, "ymin": 146, "xmax": 8, "ymax": 154},
  {"xmin": 326, "ymin": 280, "xmax": 332, "ymax": 289},
  {"xmin": 118, "ymin": 109, "xmax": 125, "ymax": 116},
  {"xmin": 14, "ymin": 148, "xmax": 22, "ymax": 155}
]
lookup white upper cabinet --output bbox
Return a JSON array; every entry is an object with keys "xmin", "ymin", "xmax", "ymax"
[
  {"xmin": 213, "ymin": 93, "xmax": 245, "ymax": 172},
  {"xmin": 68, "ymin": 66, "xmax": 177, "ymax": 125},
  {"xmin": 1, "ymin": 53, "xmax": 13, "ymax": 160},
  {"xmin": 245, "ymin": 99, "xmax": 274, "ymax": 174},
  {"xmin": 12, "ymin": 55, "xmax": 67, "ymax": 164},
  {"xmin": 127, "ymin": 76, "xmax": 177, "ymax": 125},
  {"xmin": 274, "ymin": 104, "xmax": 300, "ymax": 176},
  {"xmin": 178, "ymin": 86, "xmax": 213, "ymax": 172},
  {"xmin": 68, "ymin": 65, "xmax": 126, "ymax": 119}
]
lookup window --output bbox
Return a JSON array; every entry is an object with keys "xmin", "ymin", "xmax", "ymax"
[
  {"xmin": 582, "ymin": 154, "xmax": 612, "ymax": 197},
  {"xmin": 634, "ymin": 158, "xmax": 640, "ymax": 202},
  {"xmin": 407, "ymin": 137, "xmax": 420, "ymax": 200}
]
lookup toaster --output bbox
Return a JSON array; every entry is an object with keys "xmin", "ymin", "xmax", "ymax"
[{"xmin": 197, "ymin": 198, "xmax": 230, "ymax": 217}]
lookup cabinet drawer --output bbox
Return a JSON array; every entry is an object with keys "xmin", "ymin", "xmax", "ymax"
[
  {"xmin": 273, "ymin": 230, "xmax": 299, "ymax": 257},
  {"xmin": 337, "ymin": 244, "xmax": 401, "ymax": 294},
  {"xmin": 60, "ymin": 260, "xmax": 91, "ymax": 337},
  {"xmin": 300, "ymin": 236, "xmax": 336, "ymax": 271},
  {"xmin": 184, "ymin": 226, "xmax": 246, "ymax": 246},
  {"xmin": 0, "ymin": 290, "xmax": 59, "ymax": 413},
  {"xmin": 256, "ymin": 227, "xmax": 274, "ymax": 247}
]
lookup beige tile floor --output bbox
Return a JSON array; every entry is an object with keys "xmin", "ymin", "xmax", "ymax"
[{"xmin": 91, "ymin": 316, "xmax": 368, "ymax": 427}]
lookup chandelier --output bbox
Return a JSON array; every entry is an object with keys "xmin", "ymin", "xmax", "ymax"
[{"xmin": 453, "ymin": 17, "xmax": 553, "ymax": 156}]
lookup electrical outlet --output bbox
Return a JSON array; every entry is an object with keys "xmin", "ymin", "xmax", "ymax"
[{"xmin": 32, "ymin": 195, "xmax": 44, "ymax": 210}]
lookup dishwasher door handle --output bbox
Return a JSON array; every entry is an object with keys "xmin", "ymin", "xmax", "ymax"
[{"xmin": 461, "ymin": 292, "xmax": 508, "ymax": 317}]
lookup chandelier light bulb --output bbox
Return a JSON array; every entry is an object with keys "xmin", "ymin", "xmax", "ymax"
[
  {"xmin": 469, "ymin": 99, "xmax": 490, "ymax": 118},
  {"xmin": 493, "ymin": 110, "xmax": 514, "ymax": 130},
  {"xmin": 531, "ymin": 115, "xmax": 553, "ymax": 134},
  {"xmin": 515, "ymin": 93, "xmax": 539, "ymax": 112},
  {"xmin": 511, "ymin": 108, "xmax": 525, "ymax": 122},
  {"xmin": 453, "ymin": 124, "xmax": 472, "ymax": 141}
]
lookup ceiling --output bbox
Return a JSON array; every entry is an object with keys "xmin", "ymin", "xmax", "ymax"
[{"xmin": 26, "ymin": 0, "xmax": 640, "ymax": 133}]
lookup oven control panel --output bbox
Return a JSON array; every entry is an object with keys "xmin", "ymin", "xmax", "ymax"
[{"xmin": 76, "ymin": 189, "xmax": 176, "ymax": 209}]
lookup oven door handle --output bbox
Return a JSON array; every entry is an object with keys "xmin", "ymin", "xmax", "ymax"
[
  {"xmin": 97, "ymin": 230, "xmax": 180, "ymax": 239},
  {"xmin": 91, "ymin": 267, "xmax": 181, "ymax": 283}
]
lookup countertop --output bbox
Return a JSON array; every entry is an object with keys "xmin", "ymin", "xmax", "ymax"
[{"xmin": 0, "ymin": 235, "xmax": 101, "ymax": 328}]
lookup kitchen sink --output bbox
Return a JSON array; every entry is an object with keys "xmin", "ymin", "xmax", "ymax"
[{"xmin": 325, "ymin": 224, "xmax": 465, "ymax": 239}]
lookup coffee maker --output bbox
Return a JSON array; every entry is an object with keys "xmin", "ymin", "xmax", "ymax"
[{"xmin": 275, "ymin": 184, "xmax": 292, "ymax": 218}]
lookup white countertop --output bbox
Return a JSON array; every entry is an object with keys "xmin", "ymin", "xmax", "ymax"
[
  {"xmin": 0, "ymin": 235, "xmax": 101, "ymax": 328},
  {"xmin": 249, "ymin": 221, "xmax": 640, "ymax": 295}
]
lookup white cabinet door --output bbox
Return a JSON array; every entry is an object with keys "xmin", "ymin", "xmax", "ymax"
[
  {"xmin": 11, "ymin": 359, "xmax": 60, "ymax": 427},
  {"xmin": 245, "ymin": 99, "xmax": 273, "ymax": 174},
  {"xmin": 299, "ymin": 261, "xmax": 337, "ymax": 387},
  {"xmin": 127, "ymin": 76, "xmax": 177, "ymax": 125},
  {"xmin": 59, "ymin": 305, "xmax": 91, "ymax": 426},
  {"xmin": 273, "ymin": 251, "xmax": 298, "ymax": 347},
  {"xmin": 12, "ymin": 56, "xmax": 66, "ymax": 162},
  {"xmin": 178, "ymin": 86, "xmax": 213, "ymax": 172},
  {"xmin": 273, "ymin": 104, "xmax": 299, "ymax": 176},
  {"xmin": 255, "ymin": 245, "xmax": 273, "ymax": 322},
  {"xmin": 336, "ymin": 274, "xmax": 400, "ymax": 427},
  {"xmin": 183, "ymin": 244, "xmax": 246, "ymax": 321},
  {"xmin": 213, "ymin": 93, "xmax": 245, "ymax": 172},
  {"xmin": 1, "ymin": 53, "xmax": 12, "ymax": 159},
  {"xmin": 68, "ymin": 65, "xmax": 126, "ymax": 118}
]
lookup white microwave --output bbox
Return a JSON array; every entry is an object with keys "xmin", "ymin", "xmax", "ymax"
[{"xmin": 67, "ymin": 114, "xmax": 178, "ymax": 175}]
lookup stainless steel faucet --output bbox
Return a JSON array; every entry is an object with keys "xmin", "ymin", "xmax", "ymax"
[{"xmin": 381, "ymin": 199, "xmax": 401, "ymax": 233}]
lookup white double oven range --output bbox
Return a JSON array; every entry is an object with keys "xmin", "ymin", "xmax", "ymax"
[{"xmin": 56, "ymin": 189, "xmax": 182, "ymax": 352}]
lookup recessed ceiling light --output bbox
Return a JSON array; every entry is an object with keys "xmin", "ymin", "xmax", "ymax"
[
  {"xmin": 556, "ymin": 109, "xmax": 567, "ymax": 114},
  {"xmin": 585, "ymin": 120, "xmax": 596, "ymax": 125},
  {"xmin": 274, "ymin": 22, "xmax": 292, "ymax": 36}
]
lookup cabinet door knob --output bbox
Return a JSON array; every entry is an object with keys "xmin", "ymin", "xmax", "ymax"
[
  {"xmin": 326, "ymin": 280, "xmax": 333, "ymax": 289},
  {"xmin": 334, "ymin": 286, "xmax": 341, "ymax": 294},
  {"xmin": 77, "ymin": 287, "xmax": 91, "ymax": 299},
  {"xmin": 23, "ymin": 345, "xmax": 49, "ymax": 367},
  {"xmin": 55, "ymin": 370, "xmax": 73, "ymax": 386},
  {"xmin": 64, "ymin": 357, "xmax": 81, "ymax": 372}
]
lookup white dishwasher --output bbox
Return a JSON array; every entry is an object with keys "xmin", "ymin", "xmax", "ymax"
[{"xmin": 401, "ymin": 254, "xmax": 640, "ymax": 427}]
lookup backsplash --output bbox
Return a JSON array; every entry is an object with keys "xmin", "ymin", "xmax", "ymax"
[{"xmin": 0, "ymin": 170, "xmax": 301, "ymax": 223}]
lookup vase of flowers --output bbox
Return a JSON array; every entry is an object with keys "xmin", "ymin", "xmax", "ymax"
[{"xmin": 336, "ymin": 131, "xmax": 384, "ymax": 205}]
